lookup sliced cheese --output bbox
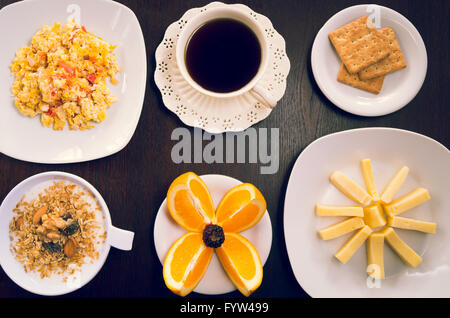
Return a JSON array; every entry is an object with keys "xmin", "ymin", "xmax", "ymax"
[
  {"xmin": 381, "ymin": 227, "xmax": 422, "ymax": 268},
  {"xmin": 387, "ymin": 216, "xmax": 436, "ymax": 234},
  {"xmin": 318, "ymin": 217, "xmax": 365, "ymax": 240},
  {"xmin": 315, "ymin": 204, "xmax": 364, "ymax": 217},
  {"xmin": 330, "ymin": 171, "xmax": 373, "ymax": 205},
  {"xmin": 363, "ymin": 203, "xmax": 387, "ymax": 228},
  {"xmin": 366, "ymin": 233, "xmax": 385, "ymax": 279},
  {"xmin": 380, "ymin": 166, "xmax": 409, "ymax": 204},
  {"xmin": 383, "ymin": 187, "xmax": 430, "ymax": 217},
  {"xmin": 334, "ymin": 225, "xmax": 372, "ymax": 264},
  {"xmin": 361, "ymin": 159, "xmax": 380, "ymax": 201}
]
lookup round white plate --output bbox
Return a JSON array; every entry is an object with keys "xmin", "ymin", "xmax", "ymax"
[
  {"xmin": 284, "ymin": 128, "xmax": 450, "ymax": 298},
  {"xmin": 154, "ymin": 174, "xmax": 272, "ymax": 295},
  {"xmin": 154, "ymin": 1, "xmax": 290, "ymax": 133},
  {"xmin": 0, "ymin": 171, "xmax": 134, "ymax": 296},
  {"xmin": 311, "ymin": 5, "xmax": 427, "ymax": 116},
  {"xmin": 0, "ymin": 0, "xmax": 146, "ymax": 163}
]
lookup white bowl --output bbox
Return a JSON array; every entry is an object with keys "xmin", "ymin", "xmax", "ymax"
[
  {"xmin": 0, "ymin": 171, "xmax": 134, "ymax": 296},
  {"xmin": 284, "ymin": 128, "xmax": 450, "ymax": 297},
  {"xmin": 311, "ymin": 4, "xmax": 427, "ymax": 116},
  {"xmin": 154, "ymin": 174, "xmax": 272, "ymax": 295},
  {"xmin": 0, "ymin": 0, "xmax": 146, "ymax": 163}
]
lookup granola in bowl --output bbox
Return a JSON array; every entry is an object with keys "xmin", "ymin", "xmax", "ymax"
[{"xmin": 9, "ymin": 180, "xmax": 106, "ymax": 280}]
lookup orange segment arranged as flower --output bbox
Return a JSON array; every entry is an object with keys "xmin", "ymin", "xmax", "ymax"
[
  {"xmin": 163, "ymin": 232, "xmax": 213, "ymax": 296},
  {"xmin": 163, "ymin": 172, "xmax": 267, "ymax": 297},
  {"xmin": 216, "ymin": 232, "xmax": 263, "ymax": 297},
  {"xmin": 215, "ymin": 183, "xmax": 267, "ymax": 233},
  {"xmin": 167, "ymin": 172, "xmax": 215, "ymax": 232}
]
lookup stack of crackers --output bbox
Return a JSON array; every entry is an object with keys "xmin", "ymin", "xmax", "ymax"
[{"xmin": 329, "ymin": 16, "xmax": 407, "ymax": 94}]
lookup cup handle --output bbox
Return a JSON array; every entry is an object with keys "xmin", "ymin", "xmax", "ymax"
[
  {"xmin": 250, "ymin": 82, "xmax": 278, "ymax": 108},
  {"xmin": 108, "ymin": 225, "xmax": 134, "ymax": 251}
]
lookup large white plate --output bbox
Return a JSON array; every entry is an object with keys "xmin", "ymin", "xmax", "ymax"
[
  {"xmin": 0, "ymin": 0, "xmax": 146, "ymax": 163},
  {"xmin": 284, "ymin": 128, "xmax": 450, "ymax": 298},
  {"xmin": 154, "ymin": 174, "xmax": 272, "ymax": 295},
  {"xmin": 311, "ymin": 5, "xmax": 427, "ymax": 116}
]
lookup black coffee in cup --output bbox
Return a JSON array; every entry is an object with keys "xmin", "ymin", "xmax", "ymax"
[{"xmin": 185, "ymin": 18, "xmax": 262, "ymax": 93}]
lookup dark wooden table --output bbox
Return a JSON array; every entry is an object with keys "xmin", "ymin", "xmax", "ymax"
[{"xmin": 0, "ymin": 0, "xmax": 448, "ymax": 299}]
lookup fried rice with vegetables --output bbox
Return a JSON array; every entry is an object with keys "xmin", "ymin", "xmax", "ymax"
[{"xmin": 10, "ymin": 21, "xmax": 119, "ymax": 130}]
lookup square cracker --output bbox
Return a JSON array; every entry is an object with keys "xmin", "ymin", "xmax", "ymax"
[
  {"xmin": 329, "ymin": 16, "xmax": 391, "ymax": 74},
  {"xmin": 358, "ymin": 27, "xmax": 407, "ymax": 80},
  {"xmin": 337, "ymin": 64, "xmax": 384, "ymax": 94}
]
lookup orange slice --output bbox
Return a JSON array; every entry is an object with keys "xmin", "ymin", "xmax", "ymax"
[
  {"xmin": 216, "ymin": 232, "xmax": 263, "ymax": 297},
  {"xmin": 163, "ymin": 232, "xmax": 213, "ymax": 296},
  {"xmin": 167, "ymin": 172, "xmax": 215, "ymax": 232},
  {"xmin": 215, "ymin": 183, "xmax": 266, "ymax": 233}
]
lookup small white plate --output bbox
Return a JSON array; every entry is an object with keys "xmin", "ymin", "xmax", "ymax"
[
  {"xmin": 283, "ymin": 128, "xmax": 450, "ymax": 298},
  {"xmin": 0, "ymin": 171, "xmax": 134, "ymax": 296},
  {"xmin": 154, "ymin": 174, "xmax": 272, "ymax": 295},
  {"xmin": 311, "ymin": 4, "xmax": 427, "ymax": 116},
  {"xmin": 0, "ymin": 0, "xmax": 146, "ymax": 163}
]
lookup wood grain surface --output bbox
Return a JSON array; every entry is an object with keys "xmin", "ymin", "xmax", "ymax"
[{"xmin": 0, "ymin": 0, "xmax": 448, "ymax": 298}]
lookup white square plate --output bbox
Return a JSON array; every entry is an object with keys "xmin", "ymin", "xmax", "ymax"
[
  {"xmin": 0, "ymin": 171, "xmax": 134, "ymax": 296},
  {"xmin": 311, "ymin": 4, "xmax": 427, "ymax": 116},
  {"xmin": 0, "ymin": 0, "xmax": 146, "ymax": 163},
  {"xmin": 284, "ymin": 128, "xmax": 450, "ymax": 297}
]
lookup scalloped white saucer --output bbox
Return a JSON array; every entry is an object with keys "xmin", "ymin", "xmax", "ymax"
[
  {"xmin": 154, "ymin": 174, "xmax": 272, "ymax": 295},
  {"xmin": 154, "ymin": 1, "xmax": 290, "ymax": 133},
  {"xmin": 284, "ymin": 128, "xmax": 450, "ymax": 297}
]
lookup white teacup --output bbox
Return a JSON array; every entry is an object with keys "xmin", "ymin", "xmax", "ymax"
[{"xmin": 175, "ymin": 6, "xmax": 277, "ymax": 108}]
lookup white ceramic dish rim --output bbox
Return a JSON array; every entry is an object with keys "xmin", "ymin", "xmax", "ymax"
[
  {"xmin": 311, "ymin": 4, "xmax": 427, "ymax": 117},
  {"xmin": 283, "ymin": 127, "xmax": 449, "ymax": 298},
  {"xmin": 0, "ymin": 171, "xmax": 134, "ymax": 296},
  {"xmin": 0, "ymin": 0, "xmax": 147, "ymax": 164}
]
